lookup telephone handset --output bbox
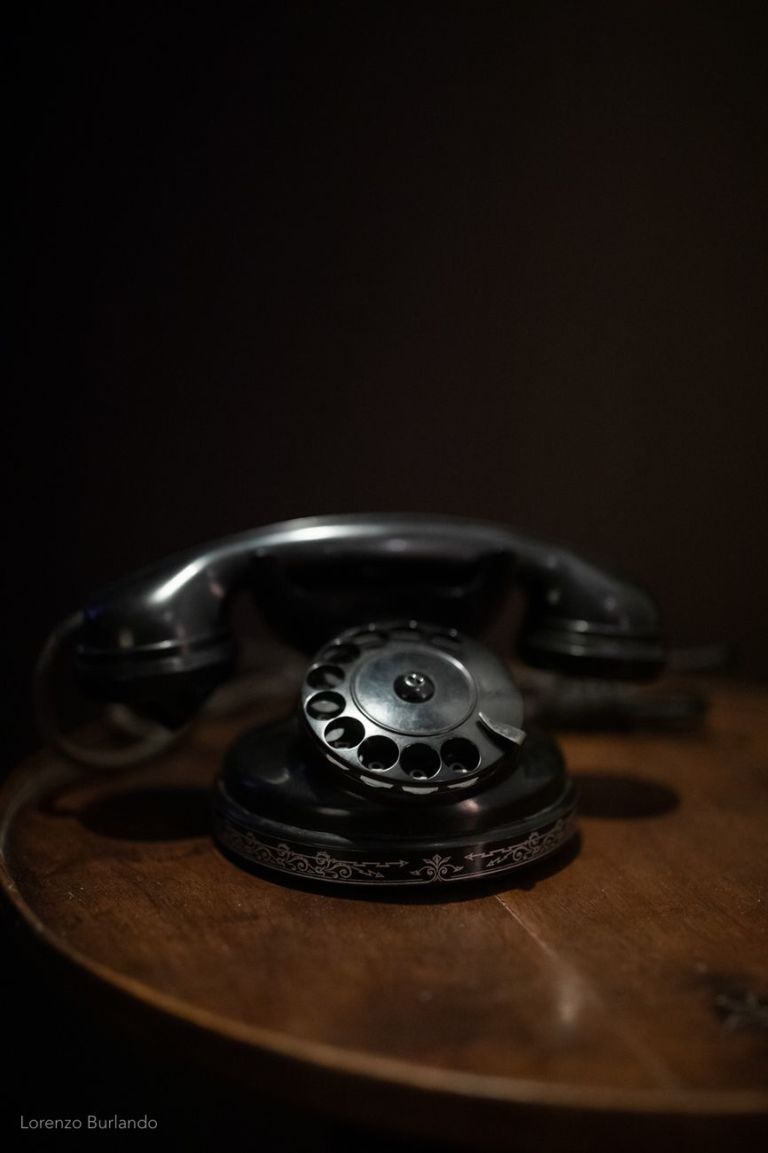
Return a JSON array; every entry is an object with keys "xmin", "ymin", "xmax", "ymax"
[{"xmin": 41, "ymin": 514, "xmax": 665, "ymax": 888}]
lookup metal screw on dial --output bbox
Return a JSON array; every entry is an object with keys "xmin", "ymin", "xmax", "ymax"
[{"xmin": 394, "ymin": 671, "xmax": 435, "ymax": 702}]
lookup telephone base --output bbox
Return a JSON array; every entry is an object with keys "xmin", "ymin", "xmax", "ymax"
[{"xmin": 212, "ymin": 719, "xmax": 578, "ymax": 889}]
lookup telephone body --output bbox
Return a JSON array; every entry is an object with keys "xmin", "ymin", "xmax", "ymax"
[{"xmin": 43, "ymin": 515, "xmax": 665, "ymax": 889}]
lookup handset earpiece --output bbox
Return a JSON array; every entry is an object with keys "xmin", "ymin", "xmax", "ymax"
[
  {"xmin": 74, "ymin": 558, "xmax": 239, "ymax": 728},
  {"xmin": 514, "ymin": 546, "xmax": 665, "ymax": 680},
  {"xmin": 75, "ymin": 632, "xmax": 237, "ymax": 729}
]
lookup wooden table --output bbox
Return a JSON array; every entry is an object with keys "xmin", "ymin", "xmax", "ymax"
[{"xmin": 1, "ymin": 680, "xmax": 767, "ymax": 1149}]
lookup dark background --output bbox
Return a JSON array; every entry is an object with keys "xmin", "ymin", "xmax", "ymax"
[{"xmin": 3, "ymin": 3, "xmax": 767, "ymax": 1146}]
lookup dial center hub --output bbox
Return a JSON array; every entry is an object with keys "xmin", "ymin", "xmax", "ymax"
[
  {"xmin": 352, "ymin": 645, "xmax": 475, "ymax": 735},
  {"xmin": 394, "ymin": 671, "xmax": 435, "ymax": 702}
]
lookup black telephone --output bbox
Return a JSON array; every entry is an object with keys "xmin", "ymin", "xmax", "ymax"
[{"xmin": 39, "ymin": 514, "xmax": 664, "ymax": 889}]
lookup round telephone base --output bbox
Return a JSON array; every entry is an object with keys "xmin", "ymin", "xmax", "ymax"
[{"xmin": 212, "ymin": 719, "xmax": 578, "ymax": 889}]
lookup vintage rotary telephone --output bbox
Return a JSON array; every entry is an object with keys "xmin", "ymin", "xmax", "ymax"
[{"xmin": 38, "ymin": 515, "xmax": 665, "ymax": 889}]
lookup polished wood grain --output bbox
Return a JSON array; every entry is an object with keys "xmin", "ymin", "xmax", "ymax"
[{"xmin": 2, "ymin": 680, "xmax": 767, "ymax": 1148}]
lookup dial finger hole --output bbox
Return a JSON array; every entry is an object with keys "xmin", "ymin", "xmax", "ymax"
[
  {"xmin": 306, "ymin": 691, "xmax": 345, "ymax": 719},
  {"xmin": 306, "ymin": 664, "xmax": 345, "ymax": 689},
  {"xmin": 428, "ymin": 630, "xmax": 461, "ymax": 649},
  {"xmin": 324, "ymin": 717, "xmax": 365, "ymax": 749},
  {"xmin": 351, "ymin": 629, "xmax": 388, "ymax": 649},
  {"xmin": 400, "ymin": 743, "xmax": 441, "ymax": 780},
  {"xmin": 441, "ymin": 737, "xmax": 480, "ymax": 774},
  {"xmin": 358, "ymin": 735, "xmax": 398, "ymax": 772},
  {"xmin": 319, "ymin": 643, "xmax": 360, "ymax": 664},
  {"xmin": 390, "ymin": 622, "xmax": 423, "ymax": 642}
]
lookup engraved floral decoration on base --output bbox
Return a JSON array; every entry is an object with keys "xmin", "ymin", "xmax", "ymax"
[
  {"xmin": 466, "ymin": 816, "xmax": 577, "ymax": 873},
  {"xmin": 216, "ymin": 812, "xmax": 577, "ymax": 885},
  {"xmin": 217, "ymin": 826, "xmax": 408, "ymax": 881},
  {"xmin": 409, "ymin": 854, "xmax": 464, "ymax": 881}
]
